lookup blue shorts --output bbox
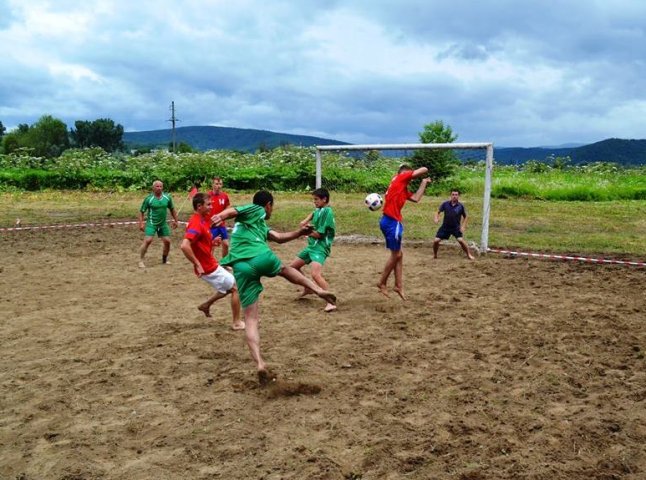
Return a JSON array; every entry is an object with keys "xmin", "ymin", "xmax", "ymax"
[
  {"xmin": 435, "ymin": 226, "xmax": 463, "ymax": 240},
  {"xmin": 210, "ymin": 226, "xmax": 229, "ymax": 240},
  {"xmin": 380, "ymin": 215, "xmax": 403, "ymax": 251}
]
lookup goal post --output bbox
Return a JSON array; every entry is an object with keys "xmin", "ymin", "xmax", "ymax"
[{"xmin": 315, "ymin": 142, "xmax": 495, "ymax": 253}]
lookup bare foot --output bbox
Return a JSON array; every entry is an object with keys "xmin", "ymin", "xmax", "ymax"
[
  {"xmin": 138, "ymin": 260, "xmax": 146, "ymax": 268},
  {"xmin": 258, "ymin": 368, "xmax": 278, "ymax": 387},
  {"xmin": 377, "ymin": 283, "xmax": 390, "ymax": 298},
  {"xmin": 324, "ymin": 304, "xmax": 337, "ymax": 313},
  {"xmin": 467, "ymin": 254, "xmax": 475, "ymax": 260},
  {"xmin": 197, "ymin": 304, "xmax": 212, "ymax": 318},
  {"xmin": 318, "ymin": 291, "xmax": 336, "ymax": 305},
  {"xmin": 231, "ymin": 320, "xmax": 245, "ymax": 330},
  {"xmin": 394, "ymin": 287, "xmax": 407, "ymax": 301}
]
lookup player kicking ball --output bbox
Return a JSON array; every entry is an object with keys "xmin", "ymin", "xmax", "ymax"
[
  {"xmin": 180, "ymin": 193, "xmax": 244, "ymax": 331},
  {"xmin": 212, "ymin": 191, "xmax": 336, "ymax": 385}
]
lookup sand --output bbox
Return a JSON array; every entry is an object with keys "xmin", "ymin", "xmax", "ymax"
[{"xmin": 1, "ymin": 226, "xmax": 644, "ymax": 479}]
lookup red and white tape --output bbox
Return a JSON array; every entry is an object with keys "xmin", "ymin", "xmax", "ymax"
[
  {"xmin": 0, "ymin": 220, "xmax": 187, "ymax": 232},
  {"xmin": 487, "ymin": 248, "xmax": 646, "ymax": 267}
]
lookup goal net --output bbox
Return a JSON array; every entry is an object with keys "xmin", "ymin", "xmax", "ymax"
[{"xmin": 315, "ymin": 143, "xmax": 494, "ymax": 253}]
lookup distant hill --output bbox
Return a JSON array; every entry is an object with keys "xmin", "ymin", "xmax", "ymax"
[
  {"xmin": 495, "ymin": 139, "xmax": 646, "ymax": 166},
  {"xmin": 123, "ymin": 127, "xmax": 645, "ymax": 166},
  {"xmin": 123, "ymin": 126, "xmax": 349, "ymax": 152}
]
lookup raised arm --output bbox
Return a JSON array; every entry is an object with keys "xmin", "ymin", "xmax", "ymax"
[
  {"xmin": 411, "ymin": 166, "xmax": 429, "ymax": 179},
  {"xmin": 409, "ymin": 177, "xmax": 432, "ymax": 203}
]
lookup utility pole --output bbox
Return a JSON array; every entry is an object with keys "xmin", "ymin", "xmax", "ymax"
[{"xmin": 168, "ymin": 101, "xmax": 179, "ymax": 153}]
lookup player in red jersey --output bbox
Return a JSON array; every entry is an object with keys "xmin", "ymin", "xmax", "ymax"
[
  {"xmin": 207, "ymin": 177, "xmax": 231, "ymax": 258},
  {"xmin": 378, "ymin": 164, "xmax": 431, "ymax": 300},
  {"xmin": 180, "ymin": 192, "xmax": 244, "ymax": 330}
]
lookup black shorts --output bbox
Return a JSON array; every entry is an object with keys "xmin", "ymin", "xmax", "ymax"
[{"xmin": 435, "ymin": 226, "xmax": 463, "ymax": 240}]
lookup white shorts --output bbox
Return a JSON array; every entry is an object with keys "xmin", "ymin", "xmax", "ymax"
[{"xmin": 200, "ymin": 266, "xmax": 235, "ymax": 293}]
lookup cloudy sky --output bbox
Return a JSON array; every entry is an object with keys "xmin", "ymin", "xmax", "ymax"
[{"xmin": 1, "ymin": 0, "xmax": 645, "ymax": 147}]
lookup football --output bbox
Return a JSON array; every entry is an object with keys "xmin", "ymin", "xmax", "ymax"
[{"xmin": 364, "ymin": 193, "xmax": 383, "ymax": 211}]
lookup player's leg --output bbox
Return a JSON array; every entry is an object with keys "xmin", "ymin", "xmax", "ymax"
[
  {"xmin": 197, "ymin": 291, "xmax": 228, "ymax": 317},
  {"xmin": 139, "ymin": 236, "xmax": 154, "ymax": 267},
  {"xmin": 229, "ymin": 286, "xmax": 244, "ymax": 330},
  {"xmin": 279, "ymin": 265, "xmax": 336, "ymax": 306},
  {"xmin": 310, "ymin": 261, "xmax": 335, "ymax": 312},
  {"xmin": 457, "ymin": 236, "xmax": 475, "ymax": 260},
  {"xmin": 393, "ymin": 251, "xmax": 406, "ymax": 300},
  {"xmin": 242, "ymin": 301, "xmax": 265, "ymax": 372},
  {"xmin": 161, "ymin": 236, "xmax": 171, "ymax": 264},
  {"xmin": 433, "ymin": 238, "xmax": 442, "ymax": 258},
  {"xmin": 378, "ymin": 217, "xmax": 403, "ymax": 297},
  {"xmin": 290, "ymin": 251, "xmax": 315, "ymax": 297}
]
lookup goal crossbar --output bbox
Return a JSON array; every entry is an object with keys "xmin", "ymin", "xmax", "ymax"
[{"xmin": 315, "ymin": 142, "xmax": 494, "ymax": 253}]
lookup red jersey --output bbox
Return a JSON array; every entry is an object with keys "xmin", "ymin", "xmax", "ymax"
[
  {"xmin": 208, "ymin": 191, "xmax": 230, "ymax": 217},
  {"xmin": 382, "ymin": 170, "xmax": 414, "ymax": 222},
  {"xmin": 184, "ymin": 213, "xmax": 218, "ymax": 276}
]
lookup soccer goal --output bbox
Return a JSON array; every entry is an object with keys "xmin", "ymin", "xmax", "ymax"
[{"xmin": 315, "ymin": 142, "xmax": 494, "ymax": 253}]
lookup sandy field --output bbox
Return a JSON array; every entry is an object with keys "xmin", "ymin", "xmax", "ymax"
[{"xmin": 0, "ymin": 225, "xmax": 644, "ymax": 480}]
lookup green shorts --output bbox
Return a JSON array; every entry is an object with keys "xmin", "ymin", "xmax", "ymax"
[
  {"xmin": 230, "ymin": 250, "xmax": 282, "ymax": 308},
  {"xmin": 297, "ymin": 245, "xmax": 329, "ymax": 265},
  {"xmin": 144, "ymin": 223, "xmax": 171, "ymax": 237}
]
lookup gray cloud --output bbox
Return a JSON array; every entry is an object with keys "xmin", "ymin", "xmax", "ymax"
[{"xmin": 1, "ymin": 0, "xmax": 645, "ymax": 147}]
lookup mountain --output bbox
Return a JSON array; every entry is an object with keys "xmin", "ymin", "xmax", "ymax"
[
  {"xmin": 495, "ymin": 138, "xmax": 646, "ymax": 166},
  {"xmin": 123, "ymin": 127, "xmax": 646, "ymax": 166},
  {"xmin": 123, "ymin": 125, "xmax": 349, "ymax": 152}
]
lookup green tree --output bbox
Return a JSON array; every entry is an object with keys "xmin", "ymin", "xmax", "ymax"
[
  {"xmin": 410, "ymin": 120, "xmax": 459, "ymax": 180},
  {"xmin": 24, "ymin": 115, "xmax": 70, "ymax": 157},
  {"xmin": 70, "ymin": 118, "xmax": 124, "ymax": 152},
  {"xmin": 0, "ymin": 120, "xmax": 5, "ymax": 139},
  {"xmin": 2, "ymin": 131, "xmax": 20, "ymax": 154}
]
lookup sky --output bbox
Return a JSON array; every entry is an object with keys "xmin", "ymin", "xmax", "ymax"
[{"xmin": 1, "ymin": 0, "xmax": 645, "ymax": 148}]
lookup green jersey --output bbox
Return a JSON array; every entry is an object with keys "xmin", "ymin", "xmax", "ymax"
[
  {"xmin": 308, "ymin": 206, "xmax": 335, "ymax": 256},
  {"xmin": 140, "ymin": 193, "xmax": 175, "ymax": 227},
  {"xmin": 220, "ymin": 204, "xmax": 271, "ymax": 265}
]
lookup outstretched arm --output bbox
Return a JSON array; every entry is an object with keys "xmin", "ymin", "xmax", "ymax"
[
  {"xmin": 299, "ymin": 212, "xmax": 313, "ymax": 227},
  {"xmin": 211, "ymin": 207, "xmax": 238, "ymax": 226},
  {"xmin": 409, "ymin": 177, "xmax": 432, "ymax": 203},
  {"xmin": 268, "ymin": 224, "xmax": 312, "ymax": 244}
]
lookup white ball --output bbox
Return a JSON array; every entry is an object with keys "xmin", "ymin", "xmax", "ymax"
[{"xmin": 364, "ymin": 193, "xmax": 383, "ymax": 211}]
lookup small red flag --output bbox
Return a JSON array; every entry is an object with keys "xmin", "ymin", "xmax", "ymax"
[{"xmin": 188, "ymin": 186, "xmax": 198, "ymax": 199}]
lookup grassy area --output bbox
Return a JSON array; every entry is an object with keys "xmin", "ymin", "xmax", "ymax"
[{"xmin": 1, "ymin": 191, "xmax": 644, "ymax": 257}]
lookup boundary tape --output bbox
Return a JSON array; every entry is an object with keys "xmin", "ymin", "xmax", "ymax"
[
  {"xmin": 0, "ymin": 220, "xmax": 188, "ymax": 232},
  {"xmin": 487, "ymin": 248, "xmax": 646, "ymax": 267}
]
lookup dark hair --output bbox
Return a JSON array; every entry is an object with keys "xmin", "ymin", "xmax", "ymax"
[
  {"xmin": 312, "ymin": 188, "xmax": 330, "ymax": 202},
  {"xmin": 253, "ymin": 190, "xmax": 274, "ymax": 207},
  {"xmin": 398, "ymin": 164, "xmax": 413, "ymax": 173},
  {"xmin": 450, "ymin": 189, "xmax": 461, "ymax": 195},
  {"xmin": 192, "ymin": 192, "xmax": 207, "ymax": 210}
]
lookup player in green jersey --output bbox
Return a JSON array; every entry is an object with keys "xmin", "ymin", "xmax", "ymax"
[
  {"xmin": 138, "ymin": 180, "xmax": 179, "ymax": 268},
  {"xmin": 290, "ymin": 188, "xmax": 337, "ymax": 312},
  {"xmin": 212, "ymin": 191, "xmax": 336, "ymax": 385}
]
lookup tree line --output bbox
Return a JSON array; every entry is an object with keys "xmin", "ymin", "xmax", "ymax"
[
  {"xmin": 0, "ymin": 116, "xmax": 460, "ymax": 180},
  {"xmin": 0, "ymin": 115, "xmax": 124, "ymax": 157}
]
